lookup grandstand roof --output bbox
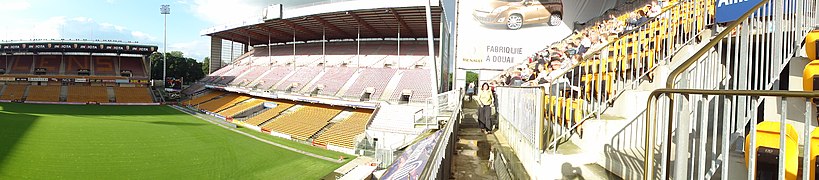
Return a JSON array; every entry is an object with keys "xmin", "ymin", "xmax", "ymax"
[{"xmin": 201, "ymin": 0, "xmax": 442, "ymax": 45}]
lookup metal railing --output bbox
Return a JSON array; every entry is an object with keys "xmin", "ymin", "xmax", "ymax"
[
  {"xmin": 644, "ymin": 89, "xmax": 818, "ymax": 179},
  {"xmin": 495, "ymin": 86, "xmax": 546, "ymax": 166},
  {"xmin": 643, "ymin": 0, "xmax": 819, "ymax": 179},
  {"xmin": 419, "ymin": 89, "xmax": 462, "ymax": 179},
  {"xmin": 542, "ymin": 0, "xmax": 715, "ymax": 149}
]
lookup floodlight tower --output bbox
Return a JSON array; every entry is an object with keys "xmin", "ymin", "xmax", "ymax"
[{"xmin": 161, "ymin": 5, "xmax": 170, "ymax": 83}]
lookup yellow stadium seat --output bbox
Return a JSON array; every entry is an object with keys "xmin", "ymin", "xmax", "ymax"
[
  {"xmin": 805, "ymin": 60, "xmax": 819, "ymax": 91},
  {"xmin": 744, "ymin": 121, "xmax": 798, "ymax": 180}
]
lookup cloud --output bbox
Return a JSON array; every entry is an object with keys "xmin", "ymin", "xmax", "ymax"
[
  {"xmin": 187, "ymin": 0, "xmax": 268, "ymax": 25},
  {"xmin": 0, "ymin": 1, "xmax": 31, "ymax": 11},
  {"xmin": 0, "ymin": 16, "xmax": 159, "ymax": 45},
  {"xmin": 169, "ymin": 38, "xmax": 210, "ymax": 61},
  {"xmin": 131, "ymin": 31, "xmax": 157, "ymax": 42}
]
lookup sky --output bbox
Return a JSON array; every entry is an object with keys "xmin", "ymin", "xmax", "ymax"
[{"xmin": 0, "ymin": 0, "xmax": 324, "ymax": 61}]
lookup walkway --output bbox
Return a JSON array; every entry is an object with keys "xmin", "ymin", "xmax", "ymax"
[{"xmin": 451, "ymin": 99, "xmax": 498, "ymax": 179}]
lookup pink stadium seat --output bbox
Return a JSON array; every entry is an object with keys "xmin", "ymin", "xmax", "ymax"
[
  {"xmin": 273, "ymin": 67, "xmax": 321, "ymax": 91},
  {"xmin": 343, "ymin": 68, "xmax": 397, "ymax": 99},
  {"xmin": 250, "ymin": 66, "xmax": 293, "ymax": 90},
  {"xmin": 388, "ymin": 69, "xmax": 434, "ymax": 102},
  {"xmin": 302, "ymin": 67, "xmax": 357, "ymax": 95}
]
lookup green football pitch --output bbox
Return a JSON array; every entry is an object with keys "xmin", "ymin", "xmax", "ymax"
[{"xmin": 0, "ymin": 103, "xmax": 347, "ymax": 179}]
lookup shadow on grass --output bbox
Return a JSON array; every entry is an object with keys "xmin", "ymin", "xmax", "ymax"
[
  {"xmin": 148, "ymin": 121, "xmax": 205, "ymax": 126},
  {"xmin": 0, "ymin": 111, "xmax": 38, "ymax": 173}
]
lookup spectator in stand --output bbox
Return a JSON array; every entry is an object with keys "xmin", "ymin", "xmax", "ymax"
[
  {"xmin": 477, "ymin": 83, "xmax": 494, "ymax": 134},
  {"xmin": 545, "ymin": 59, "xmax": 571, "ymax": 95},
  {"xmin": 648, "ymin": 2, "xmax": 662, "ymax": 18},
  {"xmin": 578, "ymin": 33, "xmax": 592, "ymax": 55},
  {"xmin": 511, "ymin": 70, "xmax": 523, "ymax": 86}
]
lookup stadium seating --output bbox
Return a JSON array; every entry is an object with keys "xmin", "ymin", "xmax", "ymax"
[
  {"xmin": 65, "ymin": 56, "xmax": 91, "ymax": 75},
  {"xmin": 262, "ymin": 104, "xmax": 344, "ymax": 141},
  {"xmin": 120, "ymin": 57, "xmax": 147, "ymax": 77},
  {"xmin": 250, "ymin": 67, "xmax": 293, "ymax": 90},
  {"xmin": 243, "ymin": 100, "xmax": 296, "ymax": 126},
  {"xmin": 26, "ymin": 85, "xmax": 61, "ymax": 102},
  {"xmin": 301, "ymin": 67, "xmax": 357, "ymax": 95},
  {"xmin": 93, "ymin": 57, "xmax": 117, "ymax": 76},
  {"xmin": 0, "ymin": 84, "xmax": 27, "ymax": 100},
  {"xmin": 314, "ymin": 109, "xmax": 374, "ymax": 148},
  {"xmin": 182, "ymin": 91, "xmax": 225, "ymax": 106},
  {"xmin": 35, "ymin": 56, "xmax": 61, "ymax": 74},
  {"xmin": 229, "ymin": 66, "xmax": 268, "ymax": 86},
  {"xmin": 114, "ymin": 87, "xmax": 153, "ymax": 103},
  {"xmin": 10, "ymin": 56, "xmax": 33, "ymax": 74},
  {"xmin": 197, "ymin": 93, "xmax": 251, "ymax": 112},
  {"xmin": 0, "ymin": 58, "xmax": 7, "ymax": 73},
  {"xmin": 67, "ymin": 86, "xmax": 109, "ymax": 103},
  {"xmin": 388, "ymin": 69, "xmax": 433, "ymax": 102},
  {"xmin": 273, "ymin": 67, "xmax": 321, "ymax": 91},
  {"xmin": 217, "ymin": 99, "xmax": 266, "ymax": 118},
  {"xmin": 213, "ymin": 66, "xmax": 245, "ymax": 85},
  {"xmin": 343, "ymin": 68, "xmax": 397, "ymax": 99}
]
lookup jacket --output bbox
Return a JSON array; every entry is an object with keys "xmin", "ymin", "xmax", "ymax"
[{"xmin": 478, "ymin": 89, "xmax": 493, "ymax": 106}]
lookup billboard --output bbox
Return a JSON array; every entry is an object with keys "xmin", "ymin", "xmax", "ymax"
[
  {"xmin": 715, "ymin": 0, "xmax": 764, "ymax": 23},
  {"xmin": 165, "ymin": 77, "xmax": 183, "ymax": 92},
  {"xmin": 381, "ymin": 130, "xmax": 442, "ymax": 180}
]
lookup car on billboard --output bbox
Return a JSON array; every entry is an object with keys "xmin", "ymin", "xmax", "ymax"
[{"xmin": 472, "ymin": 0, "xmax": 563, "ymax": 30}]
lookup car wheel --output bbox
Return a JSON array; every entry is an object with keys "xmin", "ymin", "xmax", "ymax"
[
  {"xmin": 548, "ymin": 14, "xmax": 562, "ymax": 26},
  {"xmin": 507, "ymin": 14, "xmax": 523, "ymax": 30}
]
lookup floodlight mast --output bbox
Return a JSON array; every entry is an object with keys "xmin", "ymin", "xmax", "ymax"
[{"xmin": 161, "ymin": 5, "xmax": 170, "ymax": 84}]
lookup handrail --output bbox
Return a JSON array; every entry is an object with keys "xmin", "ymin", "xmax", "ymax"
[
  {"xmin": 645, "ymin": 1, "xmax": 771, "ymax": 179},
  {"xmin": 665, "ymin": 0, "xmax": 770, "ymax": 89}
]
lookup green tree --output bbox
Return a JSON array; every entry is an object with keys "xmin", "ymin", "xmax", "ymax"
[
  {"xmin": 150, "ymin": 51, "xmax": 205, "ymax": 84},
  {"xmin": 202, "ymin": 57, "xmax": 210, "ymax": 74}
]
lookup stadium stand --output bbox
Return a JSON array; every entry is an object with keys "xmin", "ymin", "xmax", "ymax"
[
  {"xmin": 249, "ymin": 67, "xmax": 293, "ymax": 90},
  {"xmin": 203, "ymin": 64, "xmax": 235, "ymax": 83},
  {"xmin": 114, "ymin": 87, "xmax": 153, "ymax": 103},
  {"xmin": 35, "ymin": 56, "xmax": 61, "ymax": 75},
  {"xmin": 217, "ymin": 98, "xmax": 266, "ymax": 118},
  {"xmin": 273, "ymin": 67, "xmax": 321, "ymax": 92},
  {"xmin": 242, "ymin": 100, "xmax": 296, "ymax": 126},
  {"xmin": 262, "ymin": 104, "xmax": 344, "ymax": 141},
  {"xmin": 181, "ymin": 83, "xmax": 207, "ymax": 95},
  {"xmin": 388, "ymin": 69, "xmax": 433, "ymax": 102},
  {"xmin": 93, "ymin": 56, "xmax": 117, "ymax": 76},
  {"xmin": 0, "ymin": 84, "xmax": 26, "ymax": 100},
  {"xmin": 301, "ymin": 67, "xmax": 357, "ymax": 96},
  {"xmin": 182, "ymin": 91, "xmax": 225, "ymax": 106},
  {"xmin": 343, "ymin": 68, "xmax": 397, "ymax": 99},
  {"xmin": 120, "ymin": 57, "xmax": 147, "ymax": 77},
  {"xmin": 0, "ymin": 58, "xmax": 7, "ymax": 73},
  {"xmin": 67, "ymin": 86, "xmax": 109, "ymax": 103},
  {"xmin": 229, "ymin": 66, "xmax": 268, "ymax": 86},
  {"xmin": 65, "ymin": 56, "xmax": 91, "ymax": 75},
  {"xmin": 314, "ymin": 109, "xmax": 374, "ymax": 148},
  {"xmin": 26, "ymin": 85, "xmax": 61, "ymax": 102},
  {"xmin": 198, "ymin": 93, "xmax": 251, "ymax": 112},
  {"xmin": 10, "ymin": 56, "xmax": 34, "ymax": 74}
]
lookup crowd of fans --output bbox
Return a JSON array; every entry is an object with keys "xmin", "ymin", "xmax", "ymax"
[{"xmin": 493, "ymin": 1, "xmax": 670, "ymax": 92}]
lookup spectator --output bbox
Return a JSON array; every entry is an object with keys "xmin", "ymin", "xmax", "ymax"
[
  {"xmin": 477, "ymin": 83, "xmax": 494, "ymax": 134},
  {"xmin": 466, "ymin": 82, "xmax": 475, "ymax": 101},
  {"xmin": 490, "ymin": 81, "xmax": 499, "ymax": 116},
  {"xmin": 648, "ymin": 2, "xmax": 662, "ymax": 18},
  {"xmin": 545, "ymin": 59, "xmax": 571, "ymax": 95}
]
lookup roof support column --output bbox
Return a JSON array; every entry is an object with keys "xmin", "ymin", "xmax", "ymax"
[
  {"xmin": 357, "ymin": 25, "xmax": 361, "ymax": 68},
  {"xmin": 425, "ymin": 0, "xmax": 439, "ymax": 93},
  {"xmin": 292, "ymin": 27, "xmax": 296, "ymax": 70},
  {"xmin": 322, "ymin": 27, "xmax": 326, "ymax": 72},
  {"xmin": 397, "ymin": 21, "xmax": 401, "ymax": 68}
]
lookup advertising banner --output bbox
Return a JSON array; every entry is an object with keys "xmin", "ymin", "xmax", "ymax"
[
  {"xmin": 0, "ymin": 77, "xmax": 15, "ymax": 81},
  {"xmin": 456, "ymin": 0, "xmax": 572, "ymax": 71},
  {"xmin": 381, "ymin": 130, "xmax": 442, "ymax": 180},
  {"xmin": 28, "ymin": 78, "xmax": 48, "ymax": 82},
  {"xmin": 715, "ymin": 0, "xmax": 763, "ymax": 23}
]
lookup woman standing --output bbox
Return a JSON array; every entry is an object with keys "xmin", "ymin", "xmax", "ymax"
[{"xmin": 478, "ymin": 83, "xmax": 494, "ymax": 134}]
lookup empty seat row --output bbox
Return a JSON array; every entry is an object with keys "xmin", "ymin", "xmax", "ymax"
[
  {"xmin": 314, "ymin": 109, "xmax": 374, "ymax": 148},
  {"xmin": 262, "ymin": 104, "xmax": 344, "ymax": 141}
]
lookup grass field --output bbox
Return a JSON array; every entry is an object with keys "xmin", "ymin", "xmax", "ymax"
[{"xmin": 0, "ymin": 103, "xmax": 345, "ymax": 179}]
